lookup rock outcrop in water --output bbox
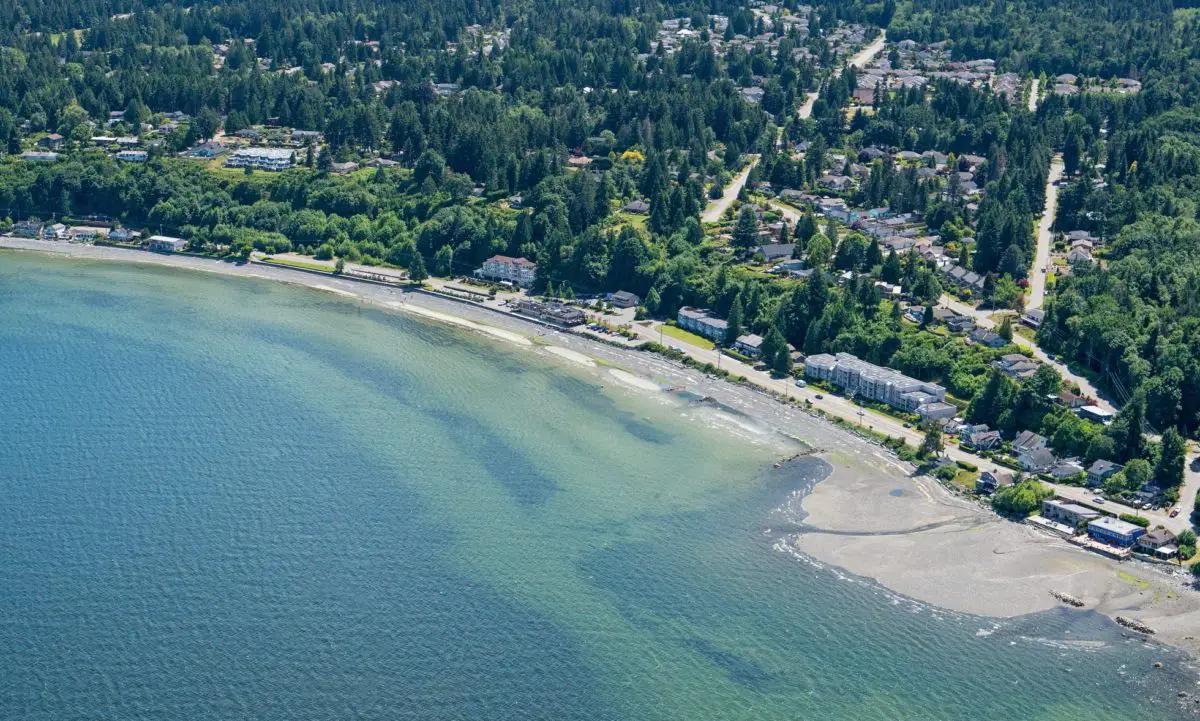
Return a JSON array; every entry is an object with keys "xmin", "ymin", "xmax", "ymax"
[
  {"xmin": 1115, "ymin": 616, "xmax": 1156, "ymax": 634},
  {"xmin": 1050, "ymin": 590, "xmax": 1085, "ymax": 607}
]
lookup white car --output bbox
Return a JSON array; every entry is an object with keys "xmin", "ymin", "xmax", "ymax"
[{"xmin": 795, "ymin": 379, "xmax": 807, "ymax": 387}]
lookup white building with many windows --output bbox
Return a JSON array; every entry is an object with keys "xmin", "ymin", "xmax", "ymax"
[
  {"xmin": 475, "ymin": 255, "xmax": 537, "ymax": 287},
  {"xmin": 804, "ymin": 352, "xmax": 949, "ymax": 416},
  {"xmin": 224, "ymin": 147, "xmax": 295, "ymax": 171},
  {"xmin": 676, "ymin": 307, "xmax": 729, "ymax": 342}
]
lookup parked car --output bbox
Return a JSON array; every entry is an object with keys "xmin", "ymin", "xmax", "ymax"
[
  {"xmin": 1092, "ymin": 497, "xmax": 1105, "ymax": 504},
  {"xmin": 1171, "ymin": 507, "xmax": 1181, "ymax": 518},
  {"xmin": 902, "ymin": 422, "xmax": 911, "ymax": 429},
  {"xmin": 795, "ymin": 379, "xmax": 807, "ymax": 387}
]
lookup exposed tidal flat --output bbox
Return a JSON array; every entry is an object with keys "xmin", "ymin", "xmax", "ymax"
[{"xmin": 0, "ymin": 249, "xmax": 1197, "ymax": 719}]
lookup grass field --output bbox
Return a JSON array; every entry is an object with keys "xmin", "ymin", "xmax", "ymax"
[
  {"xmin": 659, "ymin": 324, "xmax": 715, "ymax": 350},
  {"xmin": 261, "ymin": 256, "xmax": 335, "ymax": 273}
]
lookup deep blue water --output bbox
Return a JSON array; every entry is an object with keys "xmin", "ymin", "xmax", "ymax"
[{"xmin": 0, "ymin": 252, "xmax": 1195, "ymax": 720}]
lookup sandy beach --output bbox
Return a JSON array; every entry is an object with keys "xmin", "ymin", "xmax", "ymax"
[{"xmin": 4, "ymin": 237, "xmax": 1200, "ymax": 659}]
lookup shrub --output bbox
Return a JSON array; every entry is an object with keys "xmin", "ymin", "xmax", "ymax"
[
  {"xmin": 992, "ymin": 480, "xmax": 1053, "ymax": 516},
  {"xmin": 956, "ymin": 460, "xmax": 978, "ymax": 472},
  {"xmin": 1119, "ymin": 513, "xmax": 1150, "ymax": 528}
]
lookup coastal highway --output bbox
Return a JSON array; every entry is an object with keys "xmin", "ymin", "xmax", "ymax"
[
  {"xmin": 4, "ymin": 236, "xmax": 1190, "ymax": 536},
  {"xmin": 632, "ymin": 316, "xmax": 1188, "ymax": 534}
]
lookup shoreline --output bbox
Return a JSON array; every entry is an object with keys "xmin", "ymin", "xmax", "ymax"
[{"xmin": 5, "ymin": 238, "xmax": 1200, "ymax": 663}]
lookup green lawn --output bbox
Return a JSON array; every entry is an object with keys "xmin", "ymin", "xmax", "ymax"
[
  {"xmin": 660, "ymin": 324, "xmax": 715, "ymax": 350},
  {"xmin": 262, "ymin": 256, "xmax": 335, "ymax": 273},
  {"xmin": 613, "ymin": 212, "xmax": 648, "ymax": 229},
  {"xmin": 953, "ymin": 469, "xmax": 980, "ymax": 491}
]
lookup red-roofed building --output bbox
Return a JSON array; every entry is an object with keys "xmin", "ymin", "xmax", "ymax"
[{"xmin": 476, "ymin": 255, "xmax": 537, "ymax": 287}]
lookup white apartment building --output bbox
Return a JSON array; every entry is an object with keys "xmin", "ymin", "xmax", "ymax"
[
  {"xmin": 475, "ymin": 255, "xmax": 537, "ymax": 287},
  {"xmin": 804, "ymin": 352, "xmax": 949, "ymax": 416},
  {"xmin": 224, "ymin": 147, "xmax": 295, "ymax": 171}
]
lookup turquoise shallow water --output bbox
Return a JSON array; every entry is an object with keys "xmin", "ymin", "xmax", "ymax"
[{"xmin": 0, "ymin": 251, "xmax": 1194, "ymax": 720}]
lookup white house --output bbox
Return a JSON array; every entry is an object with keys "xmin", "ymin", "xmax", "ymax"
[{"xmin": 148, "ymin": 235, "xmax": 188, "ymax": 253}]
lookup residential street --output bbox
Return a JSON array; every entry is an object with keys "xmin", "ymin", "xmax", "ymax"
[
  {"xmin": 1027, "ymin": 77, "xmax": 1039, "ymax": 112},
  {"xmin": 847, "ymin": 30, "xmax": 886, "ymax": 69},
  {"xmin": 797, "ymin": 91, "xmax": 819, "ymax": 120},
  {"xmin": 1027, "ymin": 154, "xmax": 1064, "ymax": 311},
  {"xmin": 701, "ymin": 156, "xmax": 758, "ymax": 223},
  {"xmin": 708, "ymin": 31, "xmax": 884, "ymax": 225}
]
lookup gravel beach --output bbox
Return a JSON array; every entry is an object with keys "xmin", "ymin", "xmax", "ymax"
[{"xmin": 5, "ymin": 238, "xmax": 1200, "ymax": 658}]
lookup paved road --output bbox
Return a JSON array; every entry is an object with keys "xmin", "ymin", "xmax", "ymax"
[
  {"xmin": 1027, "ymin": 154, "xmax": 1064, "ymax": 311},
  {"xmin": 1027, "ymin": 77, "xmax": 1039, "ymax": 112},
  {"xmin": 847, "ymin": 30, "xmax": 886, "ymax": 70},
  {"xmin": 8, "ymin": 236, "xmax": 1192, "ymax": 534},
  {"xmin": 702, "ymin": 155, "xmax": 759, "ymax": 223},
  {"xmin": 797, "ymin": 91, "xmax": 819, "ymax": 120},
  {"xmin": 634, "ymin": 316, "xmax": 1188, "ymax": 532},
  {"xmin": 1180, "ymin": 454, "xmax": 1200, "ymax": 524},
  {"xmin": 940, "ymin": 294, "xmax": 1117, "ymax": 412}
]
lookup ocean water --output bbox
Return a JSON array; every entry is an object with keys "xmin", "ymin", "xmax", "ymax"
[{"xmin": 0, "ymin": 251, "xmax": 1194, "ymax": 720}]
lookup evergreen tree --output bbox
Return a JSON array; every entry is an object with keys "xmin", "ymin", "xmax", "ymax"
[
  {"xmin": 1155, "ymin": 427, "xmax": 1187, "ymax": 488},
  {"xmin": 919, "ymin": 422, "xmax": 944, "ymax": 459},
  {"xmin": 408, "ymin": 252, "xmax": 428, "ymax": 281},
  {"xmin": 1110, "ymin": 392, "xmax": 1148, "ymax": 462},
  {"xmin": 768, "ymin": 326, "xmax": 793, "ymax": 376},
  {"xmin": 724, "ymin": 292, "xmax": 744, "ymax": 345},
  {"xmin": 998, "ymin": 315, "xmax": 1013, "ymax": 340},
  {"xmin": 881, "ymin": 250, "xmax": 902, "ymax": 284},
  {"xmin": 732, "ymin": 205, "xmax": 759, "ymax": 253},
  {"xmin": 795, "ymin": 210, "xmax": 818, "ymax": 246}
]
